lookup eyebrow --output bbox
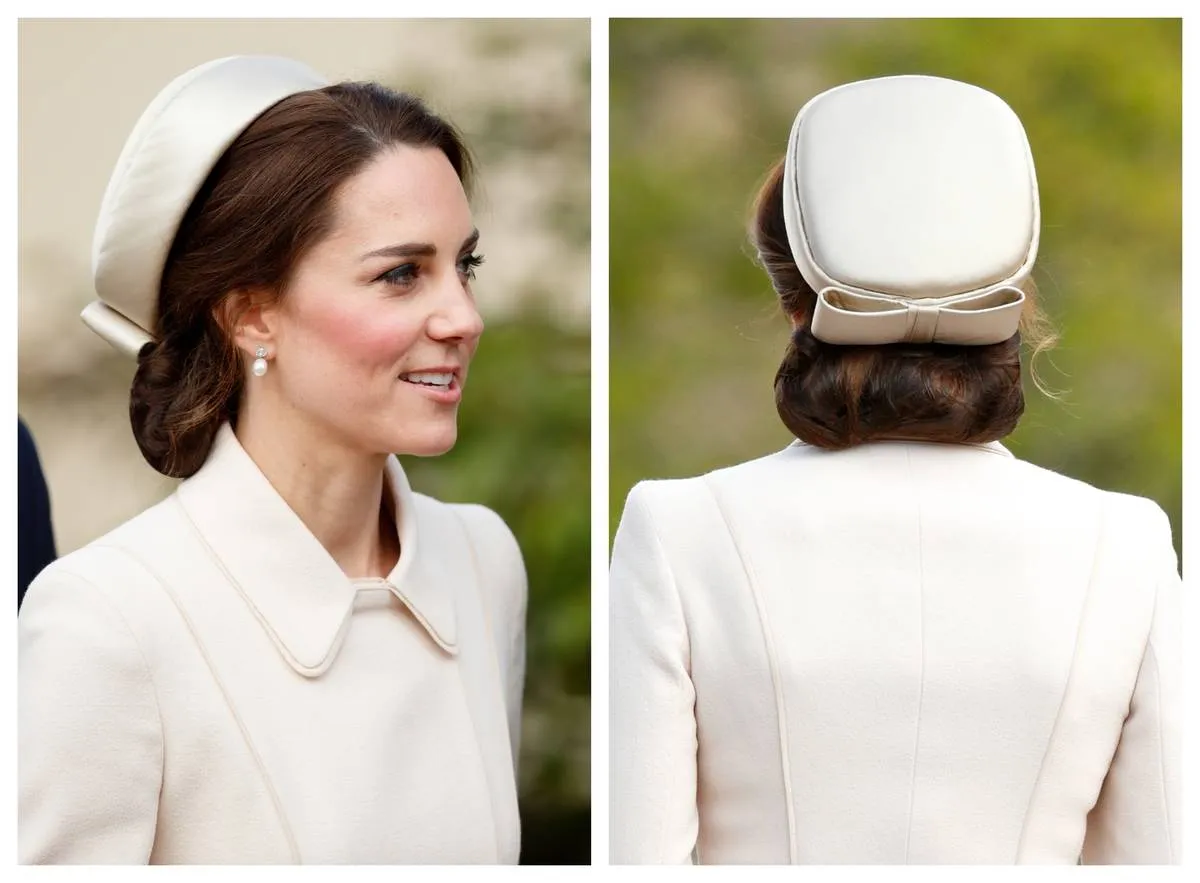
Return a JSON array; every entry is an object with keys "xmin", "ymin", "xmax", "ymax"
[{"xmin": 361, "ymin": 229, "xmax": 480, "ymax": 261}]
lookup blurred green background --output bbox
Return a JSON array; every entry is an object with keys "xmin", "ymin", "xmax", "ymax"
[{"xmin": 610, "ymin": 18, "xmax": 1181, "ymax": 562}]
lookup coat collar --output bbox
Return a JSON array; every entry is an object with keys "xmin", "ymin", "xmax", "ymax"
[
  {"xmin": 175, "ymin": 424, "xmax": 458, "ymax": 677},
  {"xmin": 787, "ymin": 438, "xmax": 1014, "ymax": 459}
]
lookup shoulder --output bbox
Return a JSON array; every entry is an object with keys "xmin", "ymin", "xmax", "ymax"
[
  {"xmin": 1006, "ymin": 454, "xmax": 1173, "ymax": 537},
  {"xmin": 20, "ymin": 495, "xmax": 184, "ymax": 625},
  {"xmin": 450, "ymin": 500, "xmax": 522, "ymax": 557},
  {"xmin": 19, "ymin": 544, "xmax": 161, "ymax": 690},
  {"xmin": 412, "ymin": 493, "xmax": 527, "ymax": 608},
  {"xmin": 1094, "ymin": 487, "xmax": 1176, "ymax": 565},
  {"xmin": 1092, "ymin": 485, "xmax": 1172, "ymax": 530},
  {"xmin": 452, "ymin": 503, "xmax": 526, "ymax": 597},
  {"xmin": 618, "ymin": 447, "xmax": 788, "ymax": 525},
  {"xmin": 411, "ymin": 492, "xmax": 522, "ymax": 563},
  {"xmin": 929, "ymin": 449, "xmax": 1176, "ymax": 576},
  {"xmin": 615, "ymin": 474, "xmax": 728, "ymax": 562},
  {"xmin": 621, "ymin": 475, "xmax": 707, "ymax": 520},
  {"xmin": 452, "ymin": 503, "xmax": 527, "ymax": 622}
]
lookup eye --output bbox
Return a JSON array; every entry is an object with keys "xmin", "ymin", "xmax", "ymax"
[
  {"xmin": 378, "ymin": 263, "xmax": 418, "ymax": 288},
  {"xmin": 457, "ymin": 252, "xmax": 485, "ymax": 281}
]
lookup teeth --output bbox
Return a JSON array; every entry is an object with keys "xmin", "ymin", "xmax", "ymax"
[{"xmin": 402, "ymin": 372, "xmax": 453, "ymax": 388}]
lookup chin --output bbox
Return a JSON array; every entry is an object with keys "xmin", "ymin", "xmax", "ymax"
[{"xmin": 388, "ymin": 422, "xmax": 459, "ymax": 458}]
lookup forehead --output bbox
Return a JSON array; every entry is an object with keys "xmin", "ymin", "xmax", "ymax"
[{"xmin": 326, "ymin": 144, "xmax": 471, "ymax": 246}]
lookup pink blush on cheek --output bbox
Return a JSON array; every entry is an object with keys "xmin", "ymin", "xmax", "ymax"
[{"xmin": 300, "ymin": 297, "xmax": 423, "ymax": 376}]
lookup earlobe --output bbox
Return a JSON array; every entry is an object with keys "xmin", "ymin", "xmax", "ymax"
[{"xmin": 218, "ymin": 289, "xmax": 277, "ymax": 359}]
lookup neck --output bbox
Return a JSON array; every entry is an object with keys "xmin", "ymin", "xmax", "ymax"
[{"xmin": 233, "ymin": 398, "xmax": 400, "ymax": 580}]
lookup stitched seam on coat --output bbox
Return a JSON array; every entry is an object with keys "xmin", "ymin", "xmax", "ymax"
[
  {"xmin": 178, "ymin": 493, "xmax": 352, "ymax": 675},
  {"xmin": 105, "ymin": 514, "xmax": 303, "ymax": 863},
  {"xmin": 457, "ymin": 504, "xmax": 527, "ymax": 781},
  {"xmin": 449, "ymin": 506, "xmax": 507, "ymax": 863},
  {"xmin": 1014, "ymin": 496, "xmax": 1106, "ymax": 862},
  {"xmin": 702, "ymin": 478, "xmax": 798, "ymax": 864},
  {"xmin": 902, "ymin": 446, "xmax": 928, "ymax": 863},
  {"xmin": 452, "ymin": 508, "xmax": 510, "ymax": 736},
  {"xmin": 630, "ymin": 486, "xmax": 699, "ymax": 864},
  {"xmin": 50, "ymin": 560, "xmax": 166, "ymax": 862}
]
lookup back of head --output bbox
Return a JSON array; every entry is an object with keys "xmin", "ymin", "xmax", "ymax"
[{"xmin": 750, "ymin": 75, "xmax": 1056, "ymax": 451}]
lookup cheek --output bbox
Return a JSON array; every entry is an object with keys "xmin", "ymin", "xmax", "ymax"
[{"xmin": 295, "ymin": 299, "xmax": 425, "ymax": 374}]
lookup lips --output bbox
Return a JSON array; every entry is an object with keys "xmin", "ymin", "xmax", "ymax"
[{"xmin": 398, "ymin": 366, "xmax": 464, "ymax": 403}]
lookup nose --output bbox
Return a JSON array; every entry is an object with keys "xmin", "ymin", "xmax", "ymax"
[{"xmin": 427, "ymin": 273, "xmax": 485, "ymax": 343}]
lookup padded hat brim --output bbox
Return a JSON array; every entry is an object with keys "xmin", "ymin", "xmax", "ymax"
[{"xmin": 86, "ymin": 55, "xmax": 329, "ymax": 355}]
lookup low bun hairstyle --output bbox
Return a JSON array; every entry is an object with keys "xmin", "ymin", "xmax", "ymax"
[
  {"xmin": 129, "ymin": 82, "xmax": 473, "ymax": 478},
  {"xmin": 751, "ymin": 159, "xmax": 1057, "ymax": 451}
]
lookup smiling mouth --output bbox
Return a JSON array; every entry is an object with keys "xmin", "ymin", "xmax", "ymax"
[{"xmin": 400, "ymin": 371, "xmax": 456, "ymax": 390}]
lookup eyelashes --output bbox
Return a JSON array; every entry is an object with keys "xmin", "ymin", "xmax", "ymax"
[
  {"xmin": 378, "ymin": 253, "xmax": 485, "ymax": 289},
  {"xmin": 458, "ymin": 252, "xmax": 485, "ymax": 280}
]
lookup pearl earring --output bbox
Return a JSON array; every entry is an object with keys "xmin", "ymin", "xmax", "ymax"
[{"xmin": 252, "ymin": 346, "xmax": 269, "ymax": 377}]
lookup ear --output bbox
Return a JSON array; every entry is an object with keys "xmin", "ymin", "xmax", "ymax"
[{"xmin": 216, "ymin": 288, "xmax": 280, "ymax": 358}]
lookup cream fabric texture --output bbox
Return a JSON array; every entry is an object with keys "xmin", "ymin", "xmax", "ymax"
[
  {"xmin": 19, "ymin": 424, "xmax": 527, "ymax": 864},
  {"xmin": 610, "ymin": 441, "xmax": 1179, "ymax": 864}
]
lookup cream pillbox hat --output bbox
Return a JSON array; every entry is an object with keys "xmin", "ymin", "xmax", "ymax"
[
  {"xmin": 83, "ymin": 55, "xmax": 329, "ymax": 357},
  {"xmin": 781, "ymin": 74, "xmax": 1039, "ymax": 346}
]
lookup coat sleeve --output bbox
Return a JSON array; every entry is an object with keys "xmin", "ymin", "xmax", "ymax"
[
  {"xmin": 18, "ymin": 563, "xmax": 163, "ymax": 864},
  {"xmin": 609, "ymin": 482, "xmax": 699, "ymax": 864},
  {"xmin": 1081, "ymin": 509, "xmax": 1181, "ymax": 864}
]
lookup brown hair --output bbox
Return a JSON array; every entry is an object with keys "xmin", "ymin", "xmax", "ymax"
[
  {"xmin": 751, "ymin": 159, "xmax": 1057, "ymax": 451},
  {"xmin": 129, "ymin": 82, "xmax": 473, "ymax": 477}
]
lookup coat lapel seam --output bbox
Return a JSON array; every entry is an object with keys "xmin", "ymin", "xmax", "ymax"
[{"xmin": 92, "ymin": 533, "xmax": 304, "ymax": 862}]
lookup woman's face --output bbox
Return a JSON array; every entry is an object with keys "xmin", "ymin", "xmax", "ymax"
[{"xmin": 264, "ymin": 144, "xmax": 484, "ymax": 458}]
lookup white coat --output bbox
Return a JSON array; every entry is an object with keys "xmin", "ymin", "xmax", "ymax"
[
  {"xmin": 610, "ymin": 439, "xmax": 1179, "ymax": 864},
  {"xmin": 19, "ymin": 424, "xmax": 527, "ymax": 864}
]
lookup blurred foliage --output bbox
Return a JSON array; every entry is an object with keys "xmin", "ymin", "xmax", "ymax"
[{"xmin": 610, "ymin": 18, "xmax": 1181, "ymax": 564}]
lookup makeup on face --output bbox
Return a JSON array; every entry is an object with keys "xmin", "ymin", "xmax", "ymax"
[{"xmin": 267, "ymin": 146, "xmax": 484, "ymax": 456}]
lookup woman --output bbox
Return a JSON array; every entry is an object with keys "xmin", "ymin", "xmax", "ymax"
[
  {"xmin": 19, "ymin": 55, "xmax": 527, "ymax": 864},
  {"xmin": 610, "ymin": 75, "xmax": 1179, "ymax": 865}
]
